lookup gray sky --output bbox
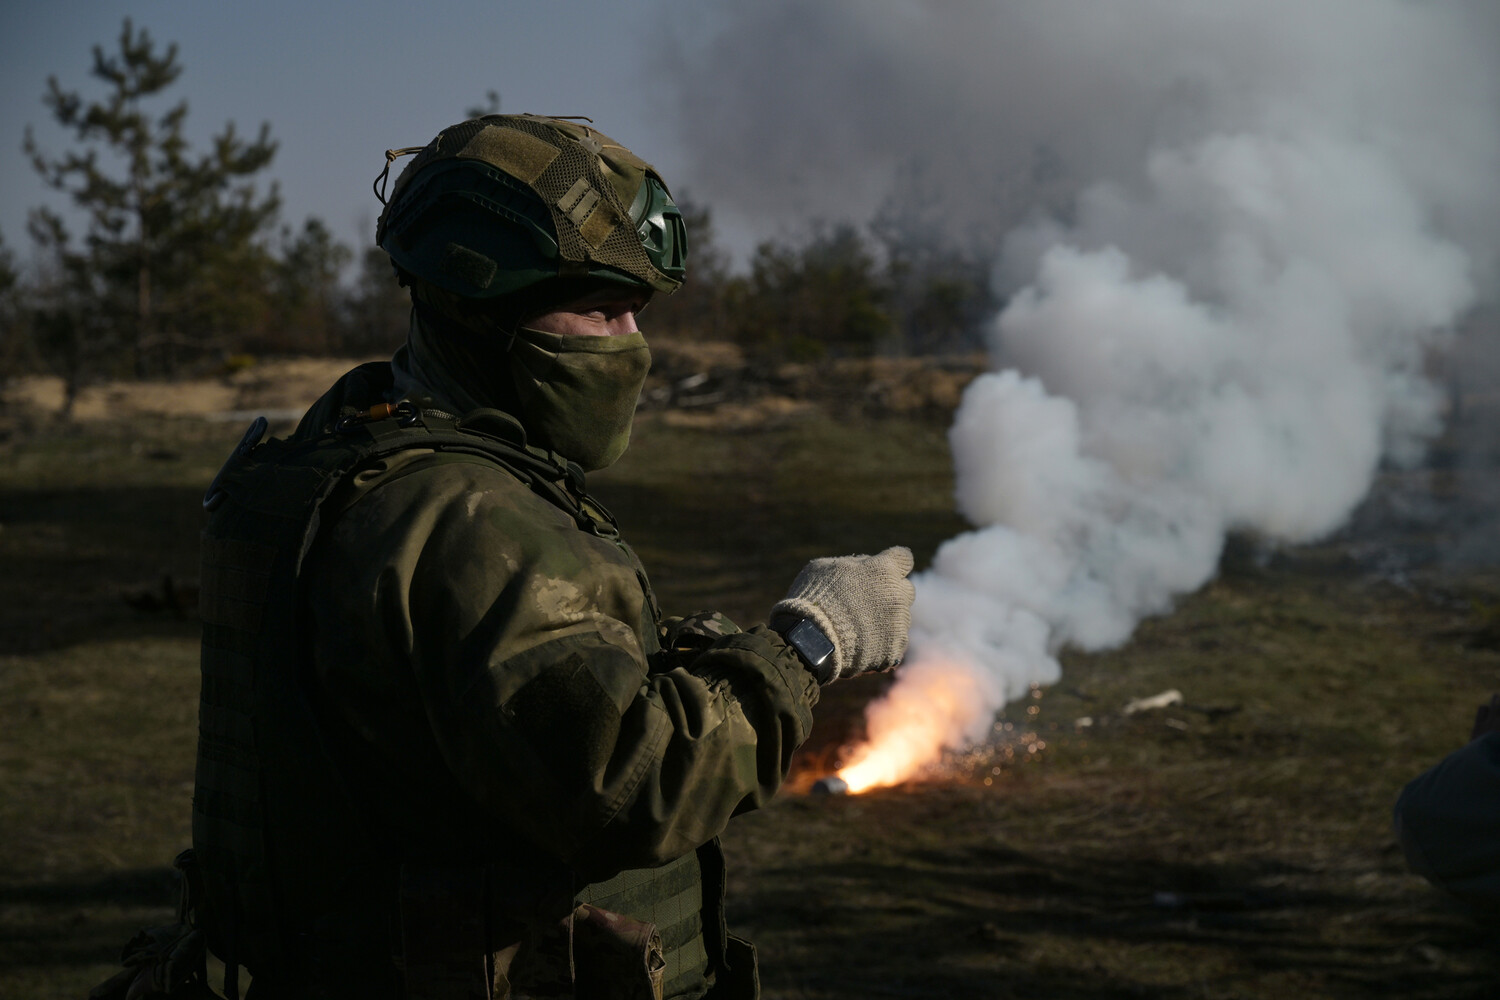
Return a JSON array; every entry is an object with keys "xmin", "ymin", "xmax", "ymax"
[{"xmin": 3, "ymin": 1, "xmax": 691, "ymax": 272}]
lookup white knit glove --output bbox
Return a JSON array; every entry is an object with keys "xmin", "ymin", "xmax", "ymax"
[{"xmin": 770, "ymin": 546, "xmax": 915, "ymax": 682}]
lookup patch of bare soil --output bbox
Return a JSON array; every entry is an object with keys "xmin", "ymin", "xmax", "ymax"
[
  {"xmin": 0, "ymin": 358, "xmax": 377, "ymax": 424},
  {"xmin": 644, "ymin": 340, "xmax": 985, "ymax": 422},
  {"xmin": 1, "ymin": 348, "xmax": 986, "ymax": 435}
]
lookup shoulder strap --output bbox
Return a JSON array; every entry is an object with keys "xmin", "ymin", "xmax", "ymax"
[
  {"xmin": 341, "ymin": 406, "xmax": 663, "ymax": 628},
  {"xmin": 342, "ymin": 403, "xmax": 623, "ymax": 539},
  {"xmin": 203, "ymin": 402, "xmax": 624, "ymax": 585}
]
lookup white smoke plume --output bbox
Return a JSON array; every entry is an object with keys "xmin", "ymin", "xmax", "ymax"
[{"xmin": 666, "ymin": 0, "xmax": 1500, "ymax": 788}]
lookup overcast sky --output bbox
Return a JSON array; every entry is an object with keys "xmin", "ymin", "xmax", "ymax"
[{"xmin": 3, "ymin": 1, "xmax": 700, "ymax": 272}]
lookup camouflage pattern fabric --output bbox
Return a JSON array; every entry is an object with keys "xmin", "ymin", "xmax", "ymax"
[
  {"xmin": 662, "ymin": 612, "xmax": 743, "ymax": 647},
  {"xmin": 377, "ymin": 114, "xmax": 687, "ymax": 300},
  {"xmin": 287, "ymin": 364, "xmax": 818, "ymax": 997}
]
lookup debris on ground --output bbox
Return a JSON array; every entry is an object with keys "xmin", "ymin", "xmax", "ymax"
[{"xmin": 1122, "ymin": 689, "xmax": 1185, "ymax": 715}]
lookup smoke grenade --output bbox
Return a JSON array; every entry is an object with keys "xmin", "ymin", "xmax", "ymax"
[{"xmin": 669, "ymin": 0, "xmax": 1500, "ymax": 791}]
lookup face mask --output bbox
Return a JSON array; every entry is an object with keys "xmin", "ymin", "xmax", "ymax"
[{"xmin": 508, "ymin": 328, "xmax": 652, "ymax": 471}]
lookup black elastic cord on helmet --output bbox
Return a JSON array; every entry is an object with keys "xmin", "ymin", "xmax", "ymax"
[{"xmin": 373, "ymin": 146, "xmax": 426, "ymax": 206}]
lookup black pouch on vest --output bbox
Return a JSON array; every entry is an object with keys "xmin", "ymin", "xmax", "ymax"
[{"xmin": 572, "ymin": 902, "xmax": 666, "ymax": 1000}]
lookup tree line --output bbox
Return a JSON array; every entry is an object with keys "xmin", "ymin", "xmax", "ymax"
[{"xmin": 0, "ymin": 21, "xmax": 997, "ymax": 412}]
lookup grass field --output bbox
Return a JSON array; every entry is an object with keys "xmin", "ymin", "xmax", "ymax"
[{"xmin": 1, "ymin": 400, "xmax": 1497, "ymax": 998}]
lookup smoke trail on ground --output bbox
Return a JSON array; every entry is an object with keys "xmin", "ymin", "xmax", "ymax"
[{"xmin": 666, "ymin": 0, "xmax": 1500, "ymax": 788}]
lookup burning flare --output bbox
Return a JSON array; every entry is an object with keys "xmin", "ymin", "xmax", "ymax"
[{"xmin": 836, "ymin": 648, "xmax": 995, "ymax": 793}]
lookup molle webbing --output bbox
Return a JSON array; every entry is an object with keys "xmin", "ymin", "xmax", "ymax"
[{"xmin": 577, "ymin": 851, "xmax": 709, "ymax": 999}]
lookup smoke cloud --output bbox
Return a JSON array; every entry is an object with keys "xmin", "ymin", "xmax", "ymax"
[{"xmin": 666, "ymin": 0, "xmax": 1500, "ymax": 786}]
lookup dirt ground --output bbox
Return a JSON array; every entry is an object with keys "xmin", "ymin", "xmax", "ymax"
[
  {"xmin": 1, "ymin": 358, "xmax": 1498, "ymax": 998},
  {"xmin": 0, "ymin": 357, "xmax": 379, "ymax": 424},
  {"xmin": 0, "ymin": 343, "xmax": 985, "ymax": 431}
]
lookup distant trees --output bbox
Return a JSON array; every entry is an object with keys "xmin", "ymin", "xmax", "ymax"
[
  {"xmin": 24, "ymin": 19, "xmax": 280, "ymax": 381},
  {"xmin": 262, "ymin": 218, "xmax": 353, "ymax": 354},
  {"xmin": 881, "ymin": 243, "xmax": 997, "ymax": 357},
  {"xmin": 0, "ymin": 232, "xmax": 16, "ymax": 339},
  {"xmin": 9, "ymin": 21, "xmax": 997, "ymax": 402},
  {"xmin": 0, "ymin": 228, "xmax": 38, "ymax": 381},
  {"xmin": 23, "ymin": 209, "xmax": 103, "ymax": 412},
  {"xmin": 14, "ymin": 18, "xmax": 411, "ymax": 400},
  {"xmin": 738, "ymin": 223, "xmax": 894, "ymax": 358},
  {"xmin": 648, "ymin": 205, "xmax": 995, "ymax": 360},
  {"xmin": 340, "ymin": 246, "xmax": 412, "ymax": 355}
]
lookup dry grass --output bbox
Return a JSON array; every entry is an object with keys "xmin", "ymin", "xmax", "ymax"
[
  {"xmin": 1, "ymin": 400, "xmax": 1497, "ymax": 998},
  {"xmin": 721, "ymin": 560, "xmax": 1500, "ymax": 998}
]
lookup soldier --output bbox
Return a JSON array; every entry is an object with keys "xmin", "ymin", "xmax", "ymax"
[{"xmin": 190, "ymin": 114, "xmax": 916, "ymax": 999}]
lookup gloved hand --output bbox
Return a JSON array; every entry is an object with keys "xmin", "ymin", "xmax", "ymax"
[{"xmin": 770, "ymin": 546, "xmax": 915, "ymax": 682}]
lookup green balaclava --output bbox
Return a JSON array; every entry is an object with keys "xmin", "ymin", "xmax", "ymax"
[
  {"xmin": 395, "ymin": 278, "xmax": 652, "ymax": 471},
  {"xmin": 378, "ymin": 115, "xmax": 686, "ymax": 470},
  {"xmin": 508, "ymin": 325, "xmax": 651, "ymax": 471}
]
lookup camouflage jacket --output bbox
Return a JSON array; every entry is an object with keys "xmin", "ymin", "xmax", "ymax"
[{"xmin": 281, "ymin": 362, "xmax": 818, "ymax": 996}]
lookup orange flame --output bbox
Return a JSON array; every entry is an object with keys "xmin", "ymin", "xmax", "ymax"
[{"xmin": 836, "ymin": 651, "xmax": 996, "ymax": 793}]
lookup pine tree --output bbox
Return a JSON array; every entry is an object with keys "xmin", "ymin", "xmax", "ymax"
[
  {"xmin": 735, "ymin": 224, "xmax": 894, "ymax": 360},
  {"xmin": 0, "ymin": 230, "xmax": 16, "ymax": 348},
  {"xmin": 23, "ymin": 211, "xmax": 102, "ymax": 414},
  {"xmin": 0, "ymin": 228, "xmax": 32, "ymax": 387},
  {"xmin": 23, "ymin": 18, "xmax": 280, "ymax": 377}
]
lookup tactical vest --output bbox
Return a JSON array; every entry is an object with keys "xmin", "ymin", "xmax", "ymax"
[{"xmin": 193, "ymin": 382, "xmax": 746, "ymax": 999}]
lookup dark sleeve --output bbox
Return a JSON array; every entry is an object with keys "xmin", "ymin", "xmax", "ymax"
[{"xmin": 1394, "ymin": 732, "xmax": 1500, "ymax": 908}]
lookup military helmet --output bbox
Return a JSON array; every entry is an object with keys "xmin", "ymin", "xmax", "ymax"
[{"xmin": 376, "ymin": 114, "xmax": 687, "ymax": 299}]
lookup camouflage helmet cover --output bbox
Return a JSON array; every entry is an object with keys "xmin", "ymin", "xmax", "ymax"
[{"xmin": 376, "ymin": 114, "xmax": 687, "ymax": 299}]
